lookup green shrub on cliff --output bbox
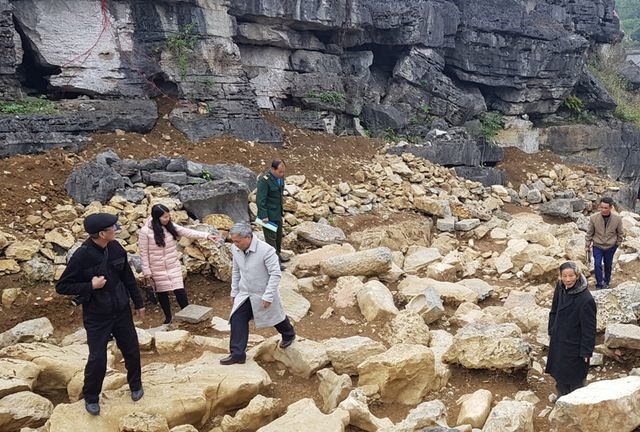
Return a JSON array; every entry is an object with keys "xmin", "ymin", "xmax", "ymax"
[
  {"xmin": 0, "ymin": 96, "xmax": 57, "ymax": 115},
  {"xmin": 589, "ymin": 63, "xmax": 640, "ymax": 126},
  {"xmin": 563, "ymin": 95, "xmax": 585, "ymax": 114},
  {"xmin": 165, "ymin": 24, "xmax": 197, "ymax": 80},
  {"xmin": 479, "ymin": 112, "xmax": 504, "ymax": 145},
  {"xmin": 307, "ymin": 90, "xmax": 346, "ymax": 105}
]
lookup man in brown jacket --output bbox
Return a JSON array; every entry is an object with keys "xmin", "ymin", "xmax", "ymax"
[{"xmin": 585, "ymin": 197, "xmax": 624, "ymax": 289}]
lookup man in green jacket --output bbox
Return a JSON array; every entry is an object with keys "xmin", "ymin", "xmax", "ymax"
[{"xmin": 257, "ymin": 160, "xmax": 286, "ymax": 263}]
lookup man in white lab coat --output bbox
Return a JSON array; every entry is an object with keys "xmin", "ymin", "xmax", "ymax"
[{"xmin": 220, "ymin": 223, "xmax": 296, "ymax": 365}]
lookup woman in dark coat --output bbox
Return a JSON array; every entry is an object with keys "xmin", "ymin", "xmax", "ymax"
[{"xmin": 546, "ymin": 261, "xmax": 597, "ymax": 397}]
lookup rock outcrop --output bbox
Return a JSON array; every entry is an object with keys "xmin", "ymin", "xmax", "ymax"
[
  {"xmin": 45, "ymin": 352, "xmax": 271, "ymax": 432},
  {"xmin": 0, "ymin": 0, "xmax": 624, "ymax": 158}
]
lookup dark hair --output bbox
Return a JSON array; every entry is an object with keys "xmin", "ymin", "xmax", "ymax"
[
  {"xmin": 151, "ymin": 204, "xmax": 178, "ymax": 247},
  {"xmin": 600, "ymin": 196, "xmax": 614, "ymax": 207},
  {"xmin": 271, "ymin": 159, "xmax": 285, "ymax": 169}
]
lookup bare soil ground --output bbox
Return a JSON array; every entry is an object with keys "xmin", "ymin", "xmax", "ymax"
[{"xmin": 1, "ymin": 106, "xmax": 640, "ymax": 430}]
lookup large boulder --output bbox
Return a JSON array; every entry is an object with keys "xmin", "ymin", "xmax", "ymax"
[
  {"xmin": 347, "ymin": 219, "xmax": 432, "ymax": 252},
  {"xmin": 0, "ymin": 342, "xmax": 93, "ymax": 392},
  {"xmin": 4, "ymin": 240, "xmax": 41, "ymax": 262},
  {"xmin": 405, "ymin": 288, "xmax": 445, "ymax": 324},
  {"xmin": 330, "ymin": 275, "xmax": 364, "ymax": 309},
  {"xmin": 317, "ymin": 368, "xmax": 352, "ymax": 413},
  {"xmin": 280, "ymin": 284, "xmax": 311, "ymax": 322},
  {"xmin": 47, "ymin": 352, "xmax": 271, "ymax": 432},
  {"xmin": 256, "ymin": 398, "xmax": 349, "ymax": 432},
  {"xmin": 361, "ymin": 103, "xmax": 407, "ymax": 131},
  {"xmin": 21, "ymin": 256, "xmax": 54, "ymax": 282},
  {"xmin": 179, "ymin": 180, "xmax": 250, "ymax": 223},
  {"xmin": 320, "ymin": 247, "xmax": 393, "ymax": 278},
  {"xmin": 323, "ymin": 336, "xmax": 386, "ymax": 375},
  {"xmin": 388, "ymin": 130, "xmax": 496, "ymax": 168},
  {"xmin": 169, "ymin": 108, "xmax": 283, "ymax": 145},
  {"xmin": 293, "ymin": 221, "xmax": 346, "ymax": 246},
  {"xmin": 0, "ymin": 100, "xmax": 158, "ymax": 158},
  {"xmin": 604, "ymin": 323, "xmax": 640, "ymax": 350},
  {"xmin": 356, "ymin": 280, "xmax": 399, "ymax": 322},
  {"xmin": 252, "ymin": 337, "xmax": 329, "ymax": 378},
  {"xmin": 443, "ymin": 322, "xmax": 531, "ymax": 370},
  {"xmin": 0, "ymin": 318, "xmax": 53, "ymax": 349},
  {"xmin": 592, "ymin": 282, "xmax": 640, "ymax": 332},
  {"xmin": 539, "ymin": 199, "xmax": 584, "ymax": 218},
  {"xmin": 549, "ymin": 376, "xmax": 640, "ymax": 432},
  {"xmin": 358, "ymin": 344, "xmax": 437, "ymax": 405},
  {"xmin": 398, "ymin": 276, "xmax": 478, "ymax": 305},
  {"xmin": 155, "ymin": 330, "xmax": 191, "ymax": 354},
  {"xmin": 289, "ymin": 244, "xmax": 356, "ymax": 278},
  {"xmin": 200, "ymin": 164, "xmax": 258, "ymax": 192},
  {"xmin": 380, "ymin": 310, "xmax": 430, "ymax": 346},
  {"xmin": 220, "ymin": 394, "xmax": 282, "ymax": 432},
  {"xmin": 620, "ymin": 58, "xmax": 640, "ymax": 90},
  {"xmin": 0, "ymin": 390, "xmax": 53, "ymax": 432},
  {"xmin": 403, "ymin": 247, "xmax": 442, "ymax": 275},
  {"xmin": 0, "ymin": 358, "xmax": 40, "ymax": 398},
  {"xmin": 64, "ymin": 162, "xmax": 125, "ymax": 205}
]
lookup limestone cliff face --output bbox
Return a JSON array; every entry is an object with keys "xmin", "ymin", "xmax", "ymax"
[
  {"xmin": 0, "ymin": 0, "xmax": 21, "ymax": 100},
  {"xmin": 0, "ymin": 0, "xmax": 625, "ymax": 152}
]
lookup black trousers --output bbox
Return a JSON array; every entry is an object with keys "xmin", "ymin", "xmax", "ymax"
[
  {"xmin": 229, "ymin": 299, "xmax": 295, "ymax": 360},
  {"xmin": 262, "ymin": 221, "xmax": 283, "ymax": 255},
  {"xmin": 156, "ymin": 289, "xmax": 188, "ymax": 322},
  {"xmin": 83, "ymin": 308, "xmax": 141, "ymax": 403},
  {"xmin": 556, "ymin": 380, "xmax": 586, "ymax": 397}
]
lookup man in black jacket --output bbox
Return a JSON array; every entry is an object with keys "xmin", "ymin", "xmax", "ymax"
[{"xmin": 56, "ymin": 213, "xmax": 145, "ymax": 416}]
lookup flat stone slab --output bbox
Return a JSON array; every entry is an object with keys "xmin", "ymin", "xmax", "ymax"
[
  {"xmin": 211, "ymin": 316, "xmax": 231, "ymax": 332},
  {"xmin": 174, "ymin": 304, "xmax": 214, "ymax": 324},
  {"xmin": 605, "ymin": 323, "xmax": 640, "ymax": 350}
]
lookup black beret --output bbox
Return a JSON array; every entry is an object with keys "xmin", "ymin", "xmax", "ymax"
[{"xmin": 84, "ymin": 213, "xmax": 118, "ymax": 234}]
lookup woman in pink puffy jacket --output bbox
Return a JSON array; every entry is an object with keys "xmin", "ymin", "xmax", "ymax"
[{"xmin": 138, "ymin": 204, "xmax": 217, "ymax": 325}]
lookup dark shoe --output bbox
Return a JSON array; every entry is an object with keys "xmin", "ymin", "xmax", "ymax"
[
  {"xmin": 280, "ymin": 335, "xmax": 296, "ymax": 349},
  {"xmin": 131, "ymin": 388, "xmax": 144, "ymax": 401},
  {"xmin": 595, "ymin": 285, "xmax": 603, "ymax": 290},
  {"xmin": 219, "ymin": 355, "xmax": 246, "ymax": 365},
  {"xmin": 603, "ymin": 283, "xmax": 610, "ymax": 289},
  {"xmin": 162, "ymin": 317, "xmax": 172, "ymax": 325},
  {"xmin": 85, "ymin": 402, "xmax": 100, "ymax": 416}
]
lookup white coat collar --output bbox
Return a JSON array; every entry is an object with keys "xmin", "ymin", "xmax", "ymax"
[{"xmin": 247, "ymin": 234, "xmax": 258, "ymax": 253}]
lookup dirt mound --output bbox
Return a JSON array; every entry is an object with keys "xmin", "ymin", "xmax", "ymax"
[{"xmin": 0, "ymin": 100, "xmax": 383, "ymax": 229}]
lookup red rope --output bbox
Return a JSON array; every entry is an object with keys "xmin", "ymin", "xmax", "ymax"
[
  {"xmin": 59, "ymin": 0, "xmax": 111, "ymax": 81},
  {"xmin": 56, "ymin": 0, "xmax": 183, "ymax": 103}
]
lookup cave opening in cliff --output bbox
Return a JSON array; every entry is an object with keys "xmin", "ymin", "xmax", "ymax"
[
  {"xmin": 148, "ymin": 73, "xmax": 179, "ymax": 99},
  {"xmin": 12, "ymin": 16, "xmax": 61, "ymax": 95},
  {"xmin": 353, "ymin": 44, "xmax": 407, "ymax": 74}
]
